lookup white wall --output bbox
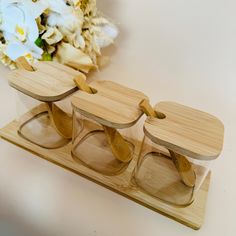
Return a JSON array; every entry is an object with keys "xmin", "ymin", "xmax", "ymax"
[{"xmin": 97, "ymin": 0, "xmax": 236, "ymax": 119}]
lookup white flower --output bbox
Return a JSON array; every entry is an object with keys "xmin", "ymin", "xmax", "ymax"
[
  {"xmin": 6, "ymin": 41, "xmax": 43, "ymax": 61},
  {"xmin": 0, "ymin": 0, "xmax": 47, "ymax": 61},
  {"xmin": 0, "ymin": 0, "xmax": 119, "ymax": 70},
  {"xmin": 46, "ymin": 0, "xmax": 84, "ymax": 35},
  {"xmin": 69, "ymin": 0, "xmax": 80, "ymax": 8},
  {"xmin": 0, "ymin": 41, "xmax": 16, "ymax": 69}
]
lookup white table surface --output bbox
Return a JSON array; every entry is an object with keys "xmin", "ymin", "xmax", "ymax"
[{"xmin": 0, "ymin": 0, "xmax": 236, "ymax": 235}]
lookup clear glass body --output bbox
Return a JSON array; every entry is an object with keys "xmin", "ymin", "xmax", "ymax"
[
  {"xmin": 16, "ymin": 92, "xmax": 72, "ymax": 149},
  {"xmin": 72, "ymin": 110, "xmax": 138, "ymax": 176},
  {"xmin": 134, "ymin": 136, "xmax": 211, "ymax": 206}
]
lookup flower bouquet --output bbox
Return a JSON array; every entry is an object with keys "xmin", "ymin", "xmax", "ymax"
[{"xmin": 0, "ymin": 0, "xmax": 118, "ymax": 72}]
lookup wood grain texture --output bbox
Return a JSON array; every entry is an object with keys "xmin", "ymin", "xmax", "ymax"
[
  {"xmin": 144, "ymin": 102, "xmax": 224, "ymax": 160},
  {"xmin": 71, "ymin": 80, "xmax": 148, "ymax": 129},
  {"xmin": 169, "ymin": 150, "xmax": 196, "ymax": 188},
  {"xmin": 9, "ymin": 61, "xmax": 85, "ymax": 102},
  {"xmin": 16, "ymin": 57, "xmax": 34, "ymax": 71},
  {"xmin": 0, "ymin": 106, "xmax": 211, "ymax": 230},
  {"xmin": 46, "ymin": 102, "xmax": 73, "ymax": 139}
]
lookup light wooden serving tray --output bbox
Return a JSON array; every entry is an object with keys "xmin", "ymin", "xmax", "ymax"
[{"xmin": 0, "ymin": 104, "xmax": 211, "ymax": 230}]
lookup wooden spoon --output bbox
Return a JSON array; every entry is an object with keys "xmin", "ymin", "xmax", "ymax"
[
  {"xmin": 15, "ymin": 57, "xmax": 73, "ymax": 139},
  {"xmin": 45, "ymin": 102, "xmax": 72, "ymax": 139},
  {"xmin": 74, "ymin": 76, "xmax": 133, "ymax": 163},
  {"xmin": 139, "ymin": 99, "xmax": 196, "ymax": 187}
]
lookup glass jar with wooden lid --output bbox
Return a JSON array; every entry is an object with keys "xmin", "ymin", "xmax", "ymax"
[
  {"xmin": 134, "ymin": 100, "xmax": 224, "ymax": 206},
  {"xmin": 71, "ymin": 79, "xmax": 148, "ymax": 175},
  {"xmin": 8, "ymin": 57, "xmax": 85, "ymax": 149}
]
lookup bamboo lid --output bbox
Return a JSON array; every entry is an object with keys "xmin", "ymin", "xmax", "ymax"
[
  {"xmin": 8, "ymin": 61, "xmax": 85, "ymax": 102},
  {"xmin": 71, "ymin": 80, "xmax": 148, "ymax": 129},
  {"xmin": 144, "ymin": 102, "xmax": 224, "ymax": 160}
]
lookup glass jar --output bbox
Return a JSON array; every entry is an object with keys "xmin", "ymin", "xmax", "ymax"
[
  {"xmin": 16, "ymin": 92, "xmax": 73, "ymax": 149},
  {"xmin": 71, "ymin": 112, "xmax": 136, "ymax": 175},
  {"xmin": 134, "ymin": 101, "xmax": 224, "ymax": 206},
  {"xmin": 71, "ymin": 80, "xmax": 148, "ymax": 175},
  {"xmin": 9, "ymin": 61, "xmax": 84, "ymax": 149},
  {"xmin": 134, "ymin": 135, "xmax": 212, "ymax": 206}
]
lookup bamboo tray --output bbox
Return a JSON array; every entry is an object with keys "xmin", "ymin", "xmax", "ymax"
[{"xmin": 0, "ymin": 105, "xmax": 211, "ymax": 230}]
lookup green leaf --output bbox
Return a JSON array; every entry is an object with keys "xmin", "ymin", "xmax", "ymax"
[{"xmin": 35, "ymin": 37, "xmax": 43, "ymax": 48}]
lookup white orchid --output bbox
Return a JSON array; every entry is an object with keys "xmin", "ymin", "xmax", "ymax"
[{"xmin": 0, "ymin": 0, "xmax": 48, "ymax": 61}]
